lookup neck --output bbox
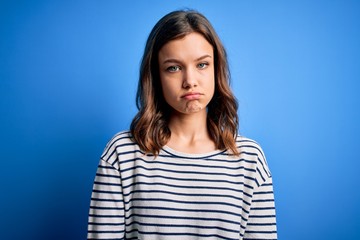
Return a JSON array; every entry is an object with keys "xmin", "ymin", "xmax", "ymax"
[
  {"xmin": 166, "ymin": 110, "xmax": 216, "ymax": 153},
  {"xmin": 168, "ymin": 110, "xmax": 208, "ymax": 139}
]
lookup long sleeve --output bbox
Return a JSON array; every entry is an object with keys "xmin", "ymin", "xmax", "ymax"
[
  {"xmin": 87, "ymin": 159, "xmax": 125, "ymax": 240},
  {"xmin": 243, "ymin": 177, "xmax": 277, "ymax": 240}
]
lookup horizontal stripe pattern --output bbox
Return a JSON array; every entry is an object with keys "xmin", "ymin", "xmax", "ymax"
[{"xmin": 88, "ymin": 131, "xmax": 277, "ymax": 240}]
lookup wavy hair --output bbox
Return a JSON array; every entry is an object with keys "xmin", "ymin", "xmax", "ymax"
[{"xmin": 130, "ymin": 10, "xmax": 239, "ymax": 156}]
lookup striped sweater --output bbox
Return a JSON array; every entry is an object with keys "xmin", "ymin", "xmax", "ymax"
[{"xmin": 88, "ymin": 131, "xmax": 277, "ymax": 240}]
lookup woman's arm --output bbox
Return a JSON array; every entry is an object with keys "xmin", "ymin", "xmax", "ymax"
[
  {"xmin": 87, "ymin": 159, "xmax": 125, "ymax": 240},
  {"xmin": 243, "ymin": 177, "xmax": 277, "ymax": 240}
]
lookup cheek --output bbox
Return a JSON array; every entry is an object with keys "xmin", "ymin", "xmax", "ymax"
[
  {"xmin": 160, "ymin": 76, "xmax": 177, "ymax": 103},
  {"xmin": 159, "ymin": 73, "xmax": 168, "ymax": 92},
  {"xmin": 207, "ymin": 74, "xmax": 216, "ymax": 96},
  {"xmin": 205, "ymin": 66, "xmax": 215, "ymax": 91},
  {"xmin": 160, "ymin": 71, "xmax": 183, "ymax": 91}
]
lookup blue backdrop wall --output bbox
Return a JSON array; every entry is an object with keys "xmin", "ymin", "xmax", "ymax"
[{"xmin": 1, "ymin": 1, "xmax": 359, "ymax": 239}]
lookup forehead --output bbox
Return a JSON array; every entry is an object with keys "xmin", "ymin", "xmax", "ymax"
[{"xmin": 158, "ymin": 32, "xmax": 213, "ymax": 61}]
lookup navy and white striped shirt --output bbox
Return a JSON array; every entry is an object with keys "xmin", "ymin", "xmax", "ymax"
[{"xmin": 88, "ymin": 131, "xmax": 277, "ymax": 240}]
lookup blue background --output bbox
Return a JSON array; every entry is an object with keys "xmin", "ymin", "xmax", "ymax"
[{"xmin": 1, "ymin": 1, "xmax": 359, "ymax": 239}]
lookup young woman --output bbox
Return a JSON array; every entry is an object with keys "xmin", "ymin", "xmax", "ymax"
[{"xmin": 88, "ymin": 10, "xmax": 277, "ymax": 240}]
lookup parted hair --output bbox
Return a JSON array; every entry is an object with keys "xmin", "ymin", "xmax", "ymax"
[{"xmin": 130, "ymin": 10, "xmax": 239, "ymax": 156}]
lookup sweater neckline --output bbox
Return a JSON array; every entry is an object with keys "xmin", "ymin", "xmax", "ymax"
[{"xmin": 161, "ymin": 145, "xmax": 226, "ymax": 159}]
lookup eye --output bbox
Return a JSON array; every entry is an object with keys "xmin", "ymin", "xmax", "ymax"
[
  {"xmin": 166, "ymin": 65, "xmax": 181, "ymax": 72},
  {"xmin": 197, "ymin": 62, "xmax": 209, "ymax": 69}
]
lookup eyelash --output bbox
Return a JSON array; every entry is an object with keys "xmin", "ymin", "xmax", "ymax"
[
  {"xmin": 197, "ymin": 62, "xmax": 209, "ymax": 69},
  {"xmin": 166, "ymin": 62, "xmax": 209, "ymax": 72},
  {"xmin": 166, "ymin": 66, "xmax": 181, "ymax": 72}
]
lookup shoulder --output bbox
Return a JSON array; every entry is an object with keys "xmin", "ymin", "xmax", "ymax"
[
  {"xmin": 236, "ymin": 135, "xmax": 272, "ymax": 186},
  {"xmin": 100, "ymin": 131, "xmax": 141, "ymax": 168},
  {"xmin": 103, "ymin": 131, "xmax": 134, "ymax": 149},
  {"xmin": 235, "ymin": 135, "xmax": 266, "ymax": 160}
]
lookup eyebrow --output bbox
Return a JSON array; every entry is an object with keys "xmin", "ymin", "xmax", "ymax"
[{"xmin": 162, "ymin": 54, "xmax": 212, "ymax": 64}]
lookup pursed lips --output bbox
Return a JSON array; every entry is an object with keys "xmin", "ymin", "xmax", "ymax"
[{"xmin": 181, "ymin": 92, "xmax": 203, "ymax": 100}]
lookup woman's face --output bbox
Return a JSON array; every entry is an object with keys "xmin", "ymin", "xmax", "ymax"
[{"xmin": 158, "ymin": 32, "xmax": 215, "ymax": 115}]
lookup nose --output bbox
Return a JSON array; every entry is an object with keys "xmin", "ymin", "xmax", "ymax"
[{"xmin": 182, "ymin": 68, "xmax": 198, "ymax": 89}]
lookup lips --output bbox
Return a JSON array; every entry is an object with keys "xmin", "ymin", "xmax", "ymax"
[{"xmin": 181, "ymin": 92, "xmax": 203, "ymax": 100}]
